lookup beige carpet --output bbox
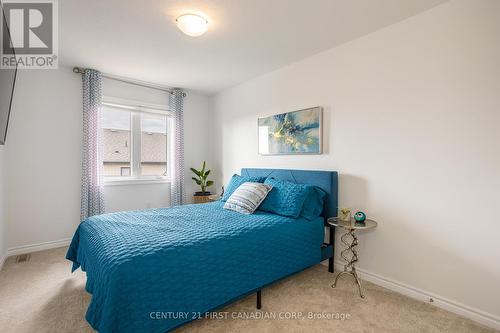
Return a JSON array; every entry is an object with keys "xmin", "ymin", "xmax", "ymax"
[{"xmin": 0, "ymin": 247, "xmax": 494, "ymax": 333}]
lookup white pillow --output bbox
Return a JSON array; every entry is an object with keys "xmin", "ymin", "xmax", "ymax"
[{"xmin": 223, "ymin": 182, "xmax": 272, "ymax": 214}]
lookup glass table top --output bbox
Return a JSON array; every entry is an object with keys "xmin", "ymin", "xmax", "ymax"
[{"xmin": 327, "ymin": 217, "xmax": 378, "ymax": 230}]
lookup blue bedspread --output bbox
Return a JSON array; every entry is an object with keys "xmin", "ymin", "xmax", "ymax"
[{"xmin": 66, "ymin": 202, "xmax": 324, "ymax": 333}]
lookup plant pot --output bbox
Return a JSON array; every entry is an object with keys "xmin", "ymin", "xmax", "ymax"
[
  {"xmin": 194, "ymin": 191, "xmax": 211, "ymax": 196},
  {"xmin": 193, "ymin": 192, "xmax": 212, "ymax": 204}
]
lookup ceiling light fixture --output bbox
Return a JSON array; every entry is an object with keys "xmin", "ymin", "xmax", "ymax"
[{"xmin": 176, "ymin": 13, "xmax": 208, "ymax": 37}]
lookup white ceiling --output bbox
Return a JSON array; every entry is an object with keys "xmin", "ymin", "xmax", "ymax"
[{"xmin": 60, "ymin": 0, "xmax": 447, "ymax": 94}]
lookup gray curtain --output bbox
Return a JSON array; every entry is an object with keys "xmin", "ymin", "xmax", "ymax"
[
  {"xmin": 170, "ymin": 88, "xmax": 186, "ymax": 206},
  {"xmin": 80, "ymin": 69, "xmax": 105, "ymax": 220}
]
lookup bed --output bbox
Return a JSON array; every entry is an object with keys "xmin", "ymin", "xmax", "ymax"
[{"xmin": 67, "ymin": 168, "xmax": 338, "ymax": 333}]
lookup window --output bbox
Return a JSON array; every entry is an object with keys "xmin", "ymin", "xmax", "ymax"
[
  {"xmin": 101, "ymin": 106, "xmax": 131, "ymax": 177},
  {"xmin": 140, "ymin": 113, "xmax": 168, "ymax": 176},
  {"xmin": 100, "ymin": 101, "xmax": 171, "ymax": 182}
]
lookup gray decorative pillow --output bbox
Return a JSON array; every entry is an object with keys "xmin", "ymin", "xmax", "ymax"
[{"xmin": 223, "ymin": 182, "xmax": 272, "ymax": 214}]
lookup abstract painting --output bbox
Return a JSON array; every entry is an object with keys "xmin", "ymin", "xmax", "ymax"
[{"xmin": 258, "ymin": 107, "xmax": 322, "ymax": 155}]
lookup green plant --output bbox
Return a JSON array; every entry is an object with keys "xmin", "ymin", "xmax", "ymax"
[{"xmin": 190, "ymin": 161, "xmax": 214, "ymax": 193}]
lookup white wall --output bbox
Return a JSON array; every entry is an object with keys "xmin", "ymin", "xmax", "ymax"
[
  {"xmin": 6, "ymin": 66, "xmax": 212, "ymax": 249},
  {"xmin": 104, "ymin": 183, "xmax": 171, "ymax": 213},
  {"xmin": 212, "ymin": 0, "xmax": 500, "ymax": 324},
  {"xmin": 184, "ymin": 92, "xmax": 218, "ymax": 197},
  {"xmin": 0, "ymin": 146, "xmax": 7, "ymax": 265},
  {"xmin": 7, "ymin": 68, "xmax": 82, "ymax": 249}
]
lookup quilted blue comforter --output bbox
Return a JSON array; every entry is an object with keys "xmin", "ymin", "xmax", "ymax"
[{"xmin": 67, "ymin": 201, "xmax": 324, "ymax": 333}]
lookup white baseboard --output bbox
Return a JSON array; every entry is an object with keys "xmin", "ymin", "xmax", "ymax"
[
  {"xmin": 322, "ymin": 261, "xmax": 500, "ymax": 331},
  {"xmin": 7, "ymin": 238, "xmax": 72, "ymax": 257}
]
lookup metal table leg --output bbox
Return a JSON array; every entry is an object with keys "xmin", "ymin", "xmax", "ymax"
[{"xmin": 331, "ymin": 228, "xmax": 365, "ymax": 298}]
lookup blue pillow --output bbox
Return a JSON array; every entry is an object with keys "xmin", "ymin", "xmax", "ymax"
[
  {"xmin": 222, "ymin": 174, "xmax": 266, "ymax": 201},
  {"xmin": 300, "ymin": 186, "xmax": 326, "ymax": 220},
  {"xmin": 259, "ymin": 178, "xmax": 309, "ymax": 218}
]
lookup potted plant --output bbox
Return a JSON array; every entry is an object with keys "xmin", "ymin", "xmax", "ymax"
[{"xmin": 190, "ymin": 161, "xmax": 214, "ymax": 203}]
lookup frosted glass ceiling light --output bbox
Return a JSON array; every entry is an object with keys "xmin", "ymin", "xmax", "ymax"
[{"xmin": 176, "ymin": 13, "xmax": 208, "ymax": 37}]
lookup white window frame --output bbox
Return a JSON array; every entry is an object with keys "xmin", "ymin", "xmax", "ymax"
[{"xmin": 101, "ymin": 96, "xmax": 173, "ymax": 186}]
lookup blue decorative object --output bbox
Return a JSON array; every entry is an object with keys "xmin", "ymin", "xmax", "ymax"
[
  {"xmin": 354, "ymin": 211, "xmax": 366, "ymax": 223},
  {"xmin": 258, "ymin": 107, "xmax": 322, "ymax": 155}
]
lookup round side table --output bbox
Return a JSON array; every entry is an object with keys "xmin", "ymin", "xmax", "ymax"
[{"xmin": 327, "ymin": 217, "xmax": 377, "ymax": 298}]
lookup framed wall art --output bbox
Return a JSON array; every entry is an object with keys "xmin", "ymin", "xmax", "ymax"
[{"xmin": 258, "ymin": 106, "xmax": 322, "ymax": 155}]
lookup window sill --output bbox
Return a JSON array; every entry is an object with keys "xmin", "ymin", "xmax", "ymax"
[{"xmin": 104, "ymin": 178, "xmax": 171, "ymax": 186}]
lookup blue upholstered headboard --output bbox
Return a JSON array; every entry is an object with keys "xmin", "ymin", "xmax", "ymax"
[{"xmin": 241, "ymin": 168, "xmax": 338, "ymax": 219}]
